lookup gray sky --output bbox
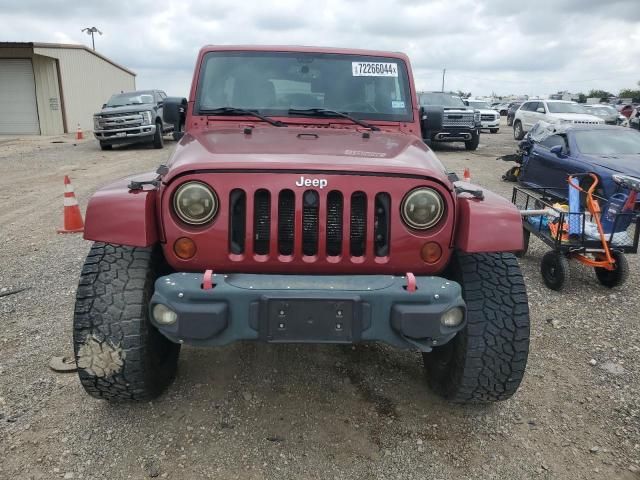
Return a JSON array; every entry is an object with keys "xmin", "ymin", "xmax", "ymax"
[{"xmin": 2, "ymin": 0, "xmax": 639, "ymax": 98}]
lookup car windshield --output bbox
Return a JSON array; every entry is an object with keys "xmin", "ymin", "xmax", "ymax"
[
  {"xmin": 106, "ymin": 92, "xmax": 155, "ymax": 107},
  {"xmin": 547, "ymin": 102, "xmax": 587, "ymax": 114},
  {"xmin": 467, "ymin": 101, "xmax": 490, "ymax": 109},
  {"xmin": 588, "ymin": 107, "xmax": 612, "ymax": 115},
  {"xmin": 419, "ymin": 92, "xmax": 465, "ymax": 108},
  {"xmin": 574, "ymin": 129, "xmax": 640, "ymax": 155},
  {"xmin": 195, "ymin": 51, "xmax": 413, "ymax": 122}
]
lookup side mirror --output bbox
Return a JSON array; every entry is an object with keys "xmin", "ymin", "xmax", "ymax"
[
  {"xmin": 102, "ymin": 103, "xmax": 107, "ymax": 109},
  {"xmin": 163, "ymin": 97, "xmax": 187, "ymax": 137},
  {"xmin": 536, "ymin": 107, "xmax": 545, "ymax": 114},
  {"xmin": 550, "ymin": 145, "xmax": 563, "ymax": 156}
]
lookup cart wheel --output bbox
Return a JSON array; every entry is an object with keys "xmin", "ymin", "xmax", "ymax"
[
  {"xmin": 541, "ymin": 251, "xmax": 570, "ymax": 290},
  {"xmin": 594, "ymin": 251, "xmax": 629, "ymax": 288},
  {"xmin": 515, "ymin": 229, "xmax": 530, "ymax": 258}
]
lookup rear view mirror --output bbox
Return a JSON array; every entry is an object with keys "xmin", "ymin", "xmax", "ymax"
[
  {"xmin": 550, "ymin": 145, "xmax": 563, "ymax": 156},
  {"xmin": 536, "ymin": 107, "xmax": 545, "ymax": 114}
]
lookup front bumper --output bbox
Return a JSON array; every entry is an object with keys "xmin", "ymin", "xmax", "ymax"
[
  {"xmin": 480, "ymin": 120, "xmax": 500, "ymax": 129},
  {"xmin": 431, "ymin": 127, "xmax": 479, "ymax": 142},
  {"xmin": 94, "ymin": 124, "xmax": 156, "ymax": 144},
  {"xmin": 150, "ymin": 273, "xmax": 466, "ymax": 352}
]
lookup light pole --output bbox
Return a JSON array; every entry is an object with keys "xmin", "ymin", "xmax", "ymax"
[
  {"xmin": 441, "ymin": 68, "xmax": 446, "ymax": 92},
  {"xmin": 81, "ymin": 27, "xmax": 102, "ymax": 50}
]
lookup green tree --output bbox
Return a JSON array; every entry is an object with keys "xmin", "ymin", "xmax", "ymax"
[
  {"xmin": 587, "ymin": 89, "xmax": 613, "ymax": 101},
  {"xmin": 576, "ymin": 93, "xmax": 587, "ymax": 103},
  {"xmin": 619, "ymin": 89, "xmax": 640, "ymax": 102}
]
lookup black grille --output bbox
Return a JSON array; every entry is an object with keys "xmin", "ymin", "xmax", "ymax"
[
  {"xmin": 253, "ymin": 189, "xmax": 270, "ymax": 255},
  {"xmin": 229, "ymin": 189, "xmax": 246, "ymax": 254},
  {"xmin": 481, "ymin": 114, "xmax": 496, "ymax": 121},
  {"xmin": 302, "ymin": 190, "xmax": 319, "ymax": 256},
  {"xmin": 350, "ymin": 192, "xmax": 367, "ymax": 257},
  {"xmin": 326, "ymin": 191, "xmax": 343, "ymax": 256},
  {"xmin": 374, "ymin": 193, "xmax": 391, "ymax": 257},
  {"xmin": 278, "ymin": 190, "xmax": 295, "ymax": 255}
]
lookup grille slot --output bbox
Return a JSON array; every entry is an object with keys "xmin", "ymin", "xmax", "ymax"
[
  {"xmin": 278, "ymin": 190, "xmax": 295, "ymax": 255},
  {"xmin": 326, "ymin": 191, "xmax": 343, "ymax": 256},
  {"xmin": 350, "ymin": 191, "xmax": 367, "ymax": 257},
  {"xmin": 229, "ymin": 189, "xmax": 246, "ymax": 254},
  {"xmin": 481, "ymin": 114, "xmax": 496, "ymax": 121},
  {"xmin": 374, "ymin": 193, "xmax": 391, "ymax": 257},
  {"xmin": 253, "ymin": 189, "xmax": 271, "ymax": 255},
  {"xmin": 302, "ymin": 190, "xmax": 319, "ymax": 256}
]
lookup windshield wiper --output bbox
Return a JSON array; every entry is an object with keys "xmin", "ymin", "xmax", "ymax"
[
  {"xmin": 288, "ymin": 108, "xmax": 380, "ymax": 131},
  {"xmin": 199, "ymin": 107, "xmax": 286, "ymax": 127}
]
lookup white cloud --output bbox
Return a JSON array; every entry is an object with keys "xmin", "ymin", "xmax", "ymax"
[{"xmin": 1, "ymin": 0, "xmax": 638, "ymax": 97}]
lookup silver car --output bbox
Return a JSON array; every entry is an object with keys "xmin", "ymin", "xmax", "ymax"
[{"xmin": 583, "ymin": 104, "xmax": 625, "ymax": 125}]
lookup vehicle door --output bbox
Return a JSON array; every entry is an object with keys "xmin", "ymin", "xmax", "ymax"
[
  {"xmin": 528, "ymin": 101, "xmax": 546, "ymax": 129},
  {"xmin": 519, "ymin": 102, "xmax": 537, "ymax": 129},
  {"xmin": 526, "ymin": 134, "xmax": 582, "ymax": 193}
]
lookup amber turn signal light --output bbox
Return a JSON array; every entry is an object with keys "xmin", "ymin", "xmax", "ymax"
[
  {"xmin": 420, "ymin": 242, "xmax": 442, "ymax": 264},
  {"xmin": 174, "ymin": 237, "xmax": 196, "ymax": 260}
]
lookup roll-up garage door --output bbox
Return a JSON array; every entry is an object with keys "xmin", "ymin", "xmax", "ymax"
[{"xmin": 0, "ymin": 59, "xmax": 40, "ymax": 134}]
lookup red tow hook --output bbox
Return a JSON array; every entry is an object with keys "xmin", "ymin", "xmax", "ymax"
[
  {"xmin": 202, "ymin": 269, "xmax": 215, "ymax": 290},
  {"xmin": 405, "ymin": 272, "xmax": 417, "ymax": 292}
]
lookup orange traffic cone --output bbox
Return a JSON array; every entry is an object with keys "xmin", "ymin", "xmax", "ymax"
[
  {"xmin": 57, "ymin": 176, "xmax": 84, "ymax": 233},
  {"xmin": 463, "ymin": 167, "xmax": 471, "ymax": 182},
  {"xmin": 76, "ymin": 124, "xmax": 84, "ymax": 140}
]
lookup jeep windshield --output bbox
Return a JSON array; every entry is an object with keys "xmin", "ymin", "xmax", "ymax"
[
  {"xmin": 195, "ymin": 51, "xmax": 413, "ymax": 122},
  {"xmin": 418, "ymin": 92, "xmax": 466, "ymax": 108},
  {"xmin": 106, "ymin": 92, "xmax": 155, "ymax": 107}
]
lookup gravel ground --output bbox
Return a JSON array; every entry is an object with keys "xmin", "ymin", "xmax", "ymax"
[{"xmin": 0, "ymin": 122, "xmax": 639, "ymax": 480}]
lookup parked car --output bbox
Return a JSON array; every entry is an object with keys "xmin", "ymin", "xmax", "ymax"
[
  {"xmin": 419, "ymin": 91, "xmax": 482, "ymax": 150},
  {"xmin": 506, "ymin": 102, "xmax": 522, "ymax": 126},
  {"xmin": 513, "ymin": 100, "xmax": 603, "ymax": 140},
  {"xmin": 75, "ymin": 45, "xmax": 530, "ymax": 404},
  {"xmin": 518, "ymin": 122, "xmax": 640, "ymax": 202},
  {"xmin": 618, "ymin": 104, "xmax": 635, "ymax": 119},
  {"xmin": 498, "ymin": 103, "xmax": 511, "ymax": 116},
  {"xmin": 464, "ymin": 99, "xmax": 500, "ymax": 133},
  {"xmin": 629, "ymin": 106, "xmax": 640, "ymax": 131},
  {"xmin": 93, "ymin": 90, "xmax": 184, "ymax": 150},
  {"xmin": 583, "ymin": 104, "xmax": 625, "ymax": 125}
]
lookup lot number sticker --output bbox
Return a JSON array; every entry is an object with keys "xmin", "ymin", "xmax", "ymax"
[{"xmin": 352, "ymin": 62, "xmax": 398, "ymax": 77}]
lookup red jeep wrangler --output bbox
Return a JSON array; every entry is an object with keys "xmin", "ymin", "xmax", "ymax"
[{"xmin": 75, "ymin": 46, "xmax": 529, "ymax": 404}]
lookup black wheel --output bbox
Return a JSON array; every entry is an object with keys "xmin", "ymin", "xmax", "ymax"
[
  {"xmin": 595, "ymin": 251, "xmax": 629, "ymax": 288},
  {"xmin": 513, "ymin": 121, "xmax": 525, "ymax": 140},
  {"xmin": 540, "ymin": 251, "xmax": 569, "ymax": 290},
  {"xmin": 515, "ymin": 228, "xmax": 530, "ymax": 258},
  {"xmin": 153, "ymin": 121, "xmax": 164, "ymax": 149},
  {"xmin": 73, "ymin": 243, "xmax": 180, "ymax": 401},
  {"xmin": 422, "ymin": 252, "xmax": 530, "ymax": 403},
  {"xmin": 490, "ymin": 128, "xmax": 499, "ymax": 134},
  {"xmin": 172, "ymin": 121, "xmax": 184, "ymax": 141},
  {"xmin": 99, "ymin": 142, "xmax": 112, "ymax": 151},
  {"xmin": 465, "ymin": 132, "xmax": 480, "ymax": 151}
]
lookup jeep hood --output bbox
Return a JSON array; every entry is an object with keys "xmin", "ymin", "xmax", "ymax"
[{"xmin": 164, "ymin": 126, "xmax": 451, "ymax": 185}]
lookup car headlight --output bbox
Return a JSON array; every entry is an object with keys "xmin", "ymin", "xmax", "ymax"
[
  {"xmin": 173, "ymin": 181, "xmax": 218, "ymax": 225},
  {"xmin": 141, "ymin": 111, "xmax": 153, "ymax": 125},
  {"xmin": 93, "ymin": 116, "xmax": 101, "ymax": 130},
  {"xmin": 401, "ymin": 188, "xmax": 444, "ymax": 230}
]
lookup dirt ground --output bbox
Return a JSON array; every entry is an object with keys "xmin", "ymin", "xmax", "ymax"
[{"xmin": 1, "ymin": 122, "xmax": 639, "ymax": 480}]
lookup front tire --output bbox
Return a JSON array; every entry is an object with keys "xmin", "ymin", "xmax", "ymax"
[
  {"xmin": 465, "ymin": 132, "xmax": 480, "ymax": 151},
  {"xmin": 423, "ymin": 253, "xmax": 530, "ymax": 403},
  {"xmin": 153, "ymin": 121, "xmax": 164, "ymax": 149},
  {"xmin": 595, "ymin": 251, "xmax": 629, "ymax": 288},
  {"xmin": 73, "ymin": 243, "xmax": 180, "ymax": 401},
  {"xmin": 490, "ymin": 128, "xmax": 499, "ymax": 134},
  {"xmin": 99, "ymin": 142, "xmax": 112, "ymax": 151},
  {"xmin": 513, "ymin": 121, "xmax": 525, "ymax": 140}
]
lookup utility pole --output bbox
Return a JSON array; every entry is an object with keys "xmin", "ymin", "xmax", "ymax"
[
  {"xmin": 441, "ymin": 68, "xmax": 446, "ymax": 92},
  {"xmin": 81, "ymin": 27, "xmax": 102, "ymax": 50}
]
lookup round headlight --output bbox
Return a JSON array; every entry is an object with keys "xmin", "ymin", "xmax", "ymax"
[
  {"xmin": 173, "ymin": 181, "xmax": 218, "ymax": 225},
  {"xmin": 401, "ymin": 188, "xmax": 444, "ymax": 230}
]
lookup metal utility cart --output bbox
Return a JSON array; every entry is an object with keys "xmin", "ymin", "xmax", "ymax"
[{"xmin": 513, "ymin": 173, "xmax": 640, "ymax": 290}]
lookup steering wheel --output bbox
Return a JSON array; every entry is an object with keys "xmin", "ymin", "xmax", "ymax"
[{"xmin": 340, "ymin": 102, "xmax": 378, "ymax": 113}]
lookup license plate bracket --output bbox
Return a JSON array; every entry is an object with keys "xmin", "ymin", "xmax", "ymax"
[{"xmin": 263, "ymin": 298, "xmax": 356, "ymax": 343}]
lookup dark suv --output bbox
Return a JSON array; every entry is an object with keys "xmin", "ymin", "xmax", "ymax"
[
  {"xmin": 418, "ymin": 92, "xmax": 481, "ymax": 150},
  {"xmin": 93, "ymin": 90, "xmax": 183, "ymax": 150}
]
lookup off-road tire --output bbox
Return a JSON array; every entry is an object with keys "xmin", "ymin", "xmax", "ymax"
[
  {"xmin": 595, "ymin": 251, "xmax": 629, "ymax": 288},
  {"xmin": 99, "ymin": 142, "xmax": 112, "ymax": 151},
  {"xmin": 73, "ymin": 243, "xmax": 180, "ymax": 401},
  {"xmin": 513, "ymin": 121, "xmax": 525, "ymax": 140},
  {"xmin": 465, "ymin": 132, "xmax": 480, "ymax": 151},
  {"xmin": 540, "ymin": 251, "xmax": 569, "ymax": 290},
  {"xmin": 422, "ymin": 252, "xmax": 530, "ymax": 403},
  {"xmin": 153, "ymin": 121, "xmax": 164, "ymax": 149},
  {"xmin": 490, "ymin": 128, "xmax": 499, "ymax": 134}
]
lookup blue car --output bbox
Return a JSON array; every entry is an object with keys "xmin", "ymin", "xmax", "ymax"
[{"xmin": 518, "ymin": 123, "xmax": 640, "ymax": 203}]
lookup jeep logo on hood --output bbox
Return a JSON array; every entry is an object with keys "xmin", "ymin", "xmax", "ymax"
[{"xmin": 296, "ymin": 176, "xmax": 328, "ymax": 189}]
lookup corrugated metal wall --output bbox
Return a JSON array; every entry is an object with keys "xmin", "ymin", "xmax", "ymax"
[
  {"xmin": 34, "ymin": 47, "xmax": 135, "ymax": 132},
  {"xmin": 31, "ymin": 55, "xmax": 64, "ymax": 135}
]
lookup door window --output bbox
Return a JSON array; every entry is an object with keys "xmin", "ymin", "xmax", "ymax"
[{"xmin": 540, "ymin": 134, "xmax": 568, "ymax": 154}]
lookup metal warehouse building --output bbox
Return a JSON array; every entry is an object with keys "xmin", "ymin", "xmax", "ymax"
[{"xmin": 0, "ymin": 42, "xmax": 136, "ymax": 135}]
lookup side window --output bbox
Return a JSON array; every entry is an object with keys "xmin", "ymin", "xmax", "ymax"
[
  {"xmin": 522, "ymin": 102, "xmax": 534, "ymax": 112},
  {"xmin": 159, "ymin": 91, "xmax": 167, "ymax": 100},
  {"xmin": 540, "ymin": 134, "xmax": 568, "ymax": 154},
  {"xmin": 537, "ymin": 102, "xmax": 546, "ymax": 113}
]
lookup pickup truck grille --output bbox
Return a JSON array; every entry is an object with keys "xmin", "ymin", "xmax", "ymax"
[
  {"xmin": 481, "ymin": 114, "xmax": 497, "ymax": 121},
  {"xmin": 443, "ymin": 113, "xmax": 474, "ymax": 128},
  {"xmin": 228, "ymin": 188, "xmax": 391, "ymax": 260},
  {"xmin": 96, "ymin": 113, "xmax": 145, "ymax": 130}
]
